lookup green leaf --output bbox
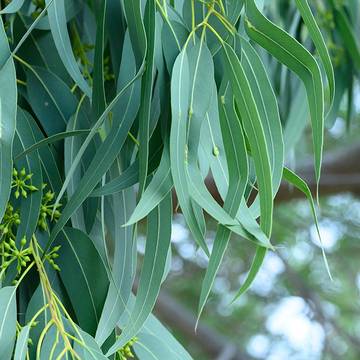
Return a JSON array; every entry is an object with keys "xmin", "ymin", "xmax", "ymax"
[
  {"xmin": 110, "ymin": 197, "xmax": 171, "ymax": 349},
  {"xmin": 124, "ymin": 0, "xmax": 147, "ymax": 68},
  {"xmin": 0, "ymin": 16, "xmax": 17, "ymax": 223},
  {"xmin": 25, "ymin": 65, "xmax": 77, "ymax": 136},
  {"xmin": 65, "ymin": 97, "xmax": 100, "ymax": 233},
  {"xmin": 51, "ymin": 32, "xmax": 144, "ymax": 226},
  {"xmin": 283, "ymin": 167, "xmax": 332, "ymax": 279},
  {"xmin": 138, "ymin": 0, "xmax": 156, "ymax": 195},
  {"xmin": 15, "ymin": 129, "xmax": 90, "ymax": 161},
  {"xmin": 240, "ymin": 38, "xmax": 284, "ymax": 198},
  {"xmin": 92, "ymin": 0, "xmax": 107, "ymax": 120},
  {"xmin": 0, "ymin": 286, "xmax": 17, "ymax": 359},
  {"xmin": 198, "ymin": 80, "xmax": 249, "ymax": 320},
  {"xmin": 95, "ymin": 178, "xmax": 136, "ymax": 345},
  {"xmin": 127, "ymin": 144, "xmax": 172, "ymax": 225},
  {"xmin": 48, "ymin": 33, "xmax": 142, "ymax": 251},
  {"xmin": 162, "ymin": 20, "xmax": 188, "ymax": 73},
  {"xmin": 26, "ymin": 114, "xmax": 63, "ymax": 195},
  {"xmin": 221, "ymin": 39, "xmax": 275, "ymax": 299},
  {"xmin": 245, "ymin": 0, "xmax": 324, "ymax": 188},
  {"xmin": 106, "ymin": 0, "xmax": 126, "ymax": 79},
  {"xmin": 13, "ymin": 325, "xmax": 30, "ymax": 360},
  {"xmin": 106, "ymin": 193, "xmax": 172, "ymax": 355},
  {"xmin": 14, "ymin": 108, "xmax": 43, "ymax": 243},
  {"xmin": 0, "ymin": 0, "xmax": 25, "ymax": 14},
  {"xmin": 45, "ymin": 0, "xmax": 91, "ymax": 96},
  {"xmin": 25, "ymin": 285, "xmax": 50, "ymax": 359},
  {"xmin": 55, "ymin": 228, "xmax": 109, "ymax": 335},
  {"xmin": 187, "ymin": 84, "xmax": 271, "ymax": 248},
  {"xmin": 294, "ymin": 0, "xmax": 335, "ymax": 109},
  {"xmin": 90, "ymin": 143, "xmax": 162, "ymax": 197},
  {"xmin": 329, "ymin": 1, "xmax": 360, "ymax": 72},
  {"xmin": 283, "ymin": 85, "xmax": 308, "ymax": 152},
  {"xmin": 119, "ymin": 296, "xmax": 193, "ymax": 360},
  {"xmin": 232, "ymin": 246, "xmax": 267, "ymax": 301},
  {"xmin": 169, "ymin": 48, "xmax": 208, "ymax": 255},
  {"xmin": 221, "ymin": 41, "xmax": 273, "ymax": 236},
  {"xmin": 73, "ymin": 326, "xmax": 108, "ymax": 360},
  {"xmin": 32, "ymin": 0, "xmax": 82, "ymax": 31}
]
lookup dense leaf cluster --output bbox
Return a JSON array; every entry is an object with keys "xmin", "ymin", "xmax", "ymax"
[{"xmin": 0, "ymin": 0, "xmax": 358, "ymax": 358}]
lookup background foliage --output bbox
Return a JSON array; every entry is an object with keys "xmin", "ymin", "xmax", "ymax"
[{"xmin": 0, "ymin": 0, "xmax": 359, "ymax": 358}]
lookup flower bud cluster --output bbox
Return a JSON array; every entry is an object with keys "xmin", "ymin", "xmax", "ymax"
[
  {"xmin": 11, "ymin": 168, "xmax": 38, "ymax": 199},
  {"xmin": 117, "ymin": 337, "xmax": 137, "ymax": 360}
]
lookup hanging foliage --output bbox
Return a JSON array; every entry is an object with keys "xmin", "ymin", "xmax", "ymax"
[{"xmin": 0, "ymin": 0, "xmax": 357, "ymax": 358}]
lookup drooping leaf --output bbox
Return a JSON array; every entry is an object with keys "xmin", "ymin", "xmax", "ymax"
[
  {"xmin": 169, "ymin": 48, "xmax": 208, "ymax": 255},
  {"xmin": 25, "ymin": 65, "xmax": 77, "ymax": 136},
  {"xmin": 138, "ymin": 0, "xmax": 156, "ymax": 196},
  {"xmin": 45, "ymin": 0, "xmax": 91, "ymax": 96},
  {"xmin": 92, "ymin": 0, "xmax": 107, "ymax": 121},
  {"xmin": 198, "ymin": 80, "xmax": 249, "ymax": 320},
  {"xmin": 0, "ymin": 286, "xmax": 17, "ymax": 359},
  {"xmin": 90, "ymin": 143, "xmax": 162, "ymax": 197},
  {"xmin": 106, "ymin": 193, "xmax": 172, "ymax": 355},
  {"xmin": 55, "ymin": 228, "xmax": 109, "ymax": 335},
  {"xmin": 221, "ymin": 41, "xmax": 273, "ymax": 236},
  {"xmin": 95, "ymin": 179, "xmax": 136, "ymax": 345},
  {"xmin": 15, "ymin": 129, "xmax": 90, "ymax": 161},
  {"xmin": 123, "ymin": 0, "xmax": 147, "ymax": 69},
  {"xmin": 14, "ymin": 108, "xmax": 43, "ymax": 243},
  {"xmin": 48, "ymin": 32, "xmax": 142, "ymax": 251},
  {"xmin": 127, "ymin": 144, "xmax": 172, "ymax": 225},
  {"xmin": 0, "ymin": 0, "xmax": 25, "ymax": 14},
  {"xmin": 0, "ymin": 17, "xmax": 17, "ymax": 222},
  {"xmin": 295, "ymin": 0, "xmax": 335, "ymax": 109},
  {"xmin": 119, "ymin": 296, "xmax": 193, "ymax": 360},
  {"xmin": 13, "ymin": 325, "xmax": 30, "ymax": 360},
  {"xmin": 245, "ymin": 0, "xmax": 324, "ymax": 188},
  {"xmin": 283, "ymin": 167, "xmax": 332, "ymax": 279}
]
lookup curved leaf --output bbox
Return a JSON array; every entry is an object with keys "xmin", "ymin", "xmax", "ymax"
[
  {"xmin": 0, "ymin": 0, "xmax": 24, "ymax": 14},
  {"xmin": 245, "ymin": 0, "xmax": 324, "ymax": 187},
  {"xmin": 0, "ymin": 17, "xmax": 17, "ymax": 223},
  {"xmin": 55, "ymin": 228, "xmax": 109, "ymax": 335},
  {"xmin": 295, "ymin": 0, "xmax": 335, "ymax": 109},
  {"xmin": 106, "ymin": 193, "xmax": 172, "ymax": 355},
  {"xmin": 170, "ymin": 48, "xmax": 208, "ymax": 255},
  {"xmin": 127, "ymin": 145, "xmax": 172, "ymax": 225},
  {"xmin": 45, "ymin": 0, "xmax": 91, "ymax": 96},
  {"xmin": 13, "ymin": 325, "xmax": 30, "ymax": 360},
  {"xmin": 0, "ymin": 286, "xmax": 17, "ymax": 359}
]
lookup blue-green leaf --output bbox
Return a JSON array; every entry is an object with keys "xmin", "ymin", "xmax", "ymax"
[
  {"xmin": 25, "ymin": 65, "xmax": 77, "ymax": 136},
  {"xmin": 170, "ymin": 48, "xmax": 208, "ymax": 255},
  {"xmin": 14, "ymin": 325, "xmax": 30, "ymax": 360},
  {"xmin": 245, "ymin": 0, "xmax": 324, "ymax": 188},
  {"xmin": 0, "ymin": 286, "xmax": 17, "ymax": 359},
  {"xmin": 45, "ymin": 0, "xmax": 91, "ymax": 96},
  {"xmin": 127, "ymin": 145, "xmax": 172, "ymax": 225},
  {"xmin": 0, "ymin": 17, "xmax": 17, "ymax": 223},
  {"xmin": 55, "ymin": 228, "xmax": 109, "ymax": 335},
  {"xmin": 0, "ymin": 0, "xmax": 25, "ymax": 14},
  {"xmin": 106, "ymin": 193, "xmax": 172, "ymax": 355},
  {"xmin": 14, "ymin": 108, "xmax": 43, "ymax": 243}
]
